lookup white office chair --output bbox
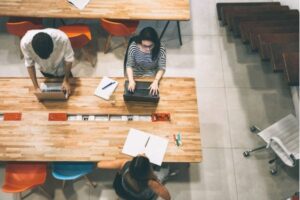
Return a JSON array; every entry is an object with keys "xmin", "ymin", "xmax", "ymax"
[{"xmin": 243, "ymin": 114, "xmax": 299, "ymax": 175}]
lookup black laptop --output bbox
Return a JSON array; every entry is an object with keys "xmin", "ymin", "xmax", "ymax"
[{"xmin": 123, "ymin": 81, "xmax": 160, "ymax": 103}]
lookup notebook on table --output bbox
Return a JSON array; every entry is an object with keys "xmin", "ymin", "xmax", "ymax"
[
  {"xmin": 94, "ymin": 77, "xmax": 118, "ymax": 100},
  {"xmin": 122, "ymin": 128, "xmax": 168, "ymax": 166},
  {"xmin": 123, "ymin": 81, "xmax": 160, "ymax": 103}
]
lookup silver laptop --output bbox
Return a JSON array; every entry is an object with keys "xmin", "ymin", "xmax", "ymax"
[{"xmin": 34, "ymin": 82, "xmax": 68, "ymax": 101}]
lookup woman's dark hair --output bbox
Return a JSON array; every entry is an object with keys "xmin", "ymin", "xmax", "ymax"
[
  {"xmin": 136, "ymin": 27, "xmax": 160, "ymax": 60},
  {"xmin": 129, "ymin": 156, "xmax": 152, "ymax": 181},
  {"xmin": 31, "ymin": 32, "xmax": 53, "ymax": 59}
]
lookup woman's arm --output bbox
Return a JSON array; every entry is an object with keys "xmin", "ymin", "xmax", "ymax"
[
  {"xmin": 126, "ymin": 67, "xmax": 136, "ymax": 92},
  {"xmin": 97, "ymin": 159, "xmax": 129, "ymax": 170},
  {"xmin": 149, "ymin": 69, "xmax": 165, "ymax": 95},
  {"xmin": 148, "ymin": 180, "xmax": 171, "ymax": 200}
]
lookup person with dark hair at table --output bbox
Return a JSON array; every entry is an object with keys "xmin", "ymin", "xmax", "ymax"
[
  {"xmin": 98, "ymin": 155, "xmax": 171, "ymax": 200},
  {"xmin": 125, "ymin": 27, "xmax": 166, "ymax": 95},
  {"xmin": 21, "ymin": 28, "xmax": 74, "ymax": 95}
]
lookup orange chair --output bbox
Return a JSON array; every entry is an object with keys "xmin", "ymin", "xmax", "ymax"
[
  {"xmin": 100, "ymin": 19, "xmax": 139, "ymax": 53},
  {"xmin": 2, "ymin": 162, "xmax": 52, "ymax": 199},
  {"xmin": 58, "ymin": 24, "xmax": 94, "ymax": 66},
  {"xmin": 6, "ymin": 17, "xmax": 43, "ymax": 59}
]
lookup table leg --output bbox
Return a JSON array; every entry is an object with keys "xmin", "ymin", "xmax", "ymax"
[{"xmin": 176, "ymin": 21, "xmax": 182, "ymax": 46}]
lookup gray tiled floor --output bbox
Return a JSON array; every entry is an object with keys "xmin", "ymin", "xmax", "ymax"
[{"xmin": 0, "ymin": 0, "xmax": 298, "ymax": 199}]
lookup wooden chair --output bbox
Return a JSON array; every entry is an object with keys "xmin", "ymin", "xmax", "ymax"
[
  {"xmin": 250, "ymin": 26, "xmax": 299, "ymax": 51},
  {"xmin": 100, "ymin": 19, "xmax": 139, "ymax": 54},
  {"xmin": 217, "ymin": 2, "xmax": 281, "ymax": 22},
  {"xmin": 240, "ymin": 19, "xmax": 299, "ymax": 43},
  {"xmin": 6, "ymin": 17, "xmax": 43, "ymax": 59},
  {"xmin": 283, "ymin": 52, "xmax": 299, "ymax": 86},
  {"xmin": 257, "ymin": 33, "xmax": 299, "ymax": 60},
  {"xmin": 231, "ymin": 10, "xmax": 299, "ymax": 36},
  {"xmin": 270, "ymin": 43, "xmax": 299, "ymax": 72}
]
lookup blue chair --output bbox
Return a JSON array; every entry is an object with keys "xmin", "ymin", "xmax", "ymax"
[{"xmin": 52, "ymin": 162, "xmax": 97, "ymax": 188}]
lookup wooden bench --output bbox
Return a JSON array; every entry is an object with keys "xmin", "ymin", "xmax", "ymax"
[
  {"xmin": 223, "ymin": 6, "xmax": 289, "ymax": 30},
  {"xmin": 231, "ymin": 10, "xmax": 299, "ymax": 36},
  {"xmin": 270, "ymin": 43, "xmax": 299, "ymax": 72},
  {"xmin": 250, "ymin": 26, "xmax": 299, "ymax": 51},
  {"xmin": 240, "ymin": 19, "xmax": 299, "ymax": 43},
  {"xmin": 216, "ymin": 2, "xmax": 281, "ymax": 21},
  {"xmin": 283, "ymin": 52, "xmax": 299, "ymax": 86},
  {"xmin": 257, "ymin": 33, "xmax": 299, "ymax": 60}
]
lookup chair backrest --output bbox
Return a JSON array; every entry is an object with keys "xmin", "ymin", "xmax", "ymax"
[
  {"xmin": 2, "ymin": 162, "xmax": 47, "ymax": 192},
  {"xmin": 58, "ymin": 25, "xmax": 92, "ymax": 49},
  {"xmin": 101, "ymin": 19, "xmax": 132, "ymax": 36},
  {"xmin": 6, "ymin": 21, "xmax": 43, "ymax": 37},
  {"xmin": 52, "ymin": 162, "xmax": 95, "ymax": 180},
  {"xmin": 259, "ymin": 114, "xmax": 299, "ymax": 167}
]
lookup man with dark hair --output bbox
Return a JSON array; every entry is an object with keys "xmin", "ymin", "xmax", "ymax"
[{"xmin": 21, "ymin": 28, "xmax": 74, "ymax": 94}]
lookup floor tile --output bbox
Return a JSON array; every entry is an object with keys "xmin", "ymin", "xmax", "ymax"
[{"xmin": 233, "ymin": 149, "xmax": 299, "ymax": 200}]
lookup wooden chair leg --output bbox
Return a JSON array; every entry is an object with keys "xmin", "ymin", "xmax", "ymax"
[
  {"xmin": 84, "ymin": 175, "xmax": 97, "ymax": 188},
  {"xmin": 81, "ymin": 48, "xmax": 96, "ymax": 67},
  {"xmin": 16, "ymin": 37, "xmax": 23, "ymax": 59},
  {"xmin": 104, "ymin": 34, "xmax": 112, "ymax": 54},
  {"xmin": 16, "ymin": 192, "xmax": 22, "ymax": 200},
  {"xmin": 123, "ymin": 37, "xmax": 128, "ymax": 48}
]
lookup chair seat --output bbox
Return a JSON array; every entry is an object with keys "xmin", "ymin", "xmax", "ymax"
[
  {"xmin": 6, "ymin": 17, "xmax": 43, "ymax": 37},
  {"xmin": 2, "ymin": 163, "xmax": 47, "ymax": 193},
  {"xmin": 58, "ymin": 25, "xmax": 92, "ymax": 49},
  {"xmin": 52, "ymin": 162, "xmax": 95, "ymax": 181}
]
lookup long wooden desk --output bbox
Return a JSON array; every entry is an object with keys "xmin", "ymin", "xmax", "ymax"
[
  {"xmin": 0, "ymin": 0, "xmax": 190, "ymax": 20},
  {"xmin": 0, "ymin": 78, "xmax": 201, "ymax": 163}
]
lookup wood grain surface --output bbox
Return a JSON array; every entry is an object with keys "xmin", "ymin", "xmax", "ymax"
[
  {"xmin": 0, "ymin": 77, "xmax": 201, "ymax": 163},
  {"xmin": 0, "ymin": 0, "xmax": 190, "ymax": 20}
]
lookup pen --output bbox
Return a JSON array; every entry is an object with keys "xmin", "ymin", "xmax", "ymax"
[
  {"xmin": 145, "ymin": 136, "xmax": 150, "ymax": 147},
  {"xmin": 102, "ymin": 81, "xmax": 115, "ymax": 90},
  {"xmin": 177, "ymin": 132, "xmax": 182, "ymax": 146}
]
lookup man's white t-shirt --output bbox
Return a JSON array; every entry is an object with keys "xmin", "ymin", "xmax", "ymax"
[{"xmin": 20, "ymin": 28, "xmax": 74, "ymax": 76}]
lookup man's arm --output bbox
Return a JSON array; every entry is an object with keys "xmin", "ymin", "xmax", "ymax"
[
  {"xmin": 62, "ymin": 61, "xmax": 72, "ymax": 95},
  {"xmin": 148, "ymin": 180, "xmax": 171, "ymax": 200},
  {"xmin": 27, "ymin": 65, "xmax": 40, "ymax": 92}
]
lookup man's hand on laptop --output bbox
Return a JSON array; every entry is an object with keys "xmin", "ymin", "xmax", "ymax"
[{"xmin": 62, "ymin": 80, "xmax": 71, "ymax": 95}]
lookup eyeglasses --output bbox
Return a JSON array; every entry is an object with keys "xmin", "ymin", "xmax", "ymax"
[{"xmin": 141, "ymin": 43, "xmax": 154, "ymax": 50}]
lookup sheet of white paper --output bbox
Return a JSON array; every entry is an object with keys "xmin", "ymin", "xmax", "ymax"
[
  {"xmin": 122, "ymin": 129, "xmax": 169, "ymax": 166},
  {"xmin": 94, "ymin": 76, "xmax": 118, "ymax": 100},
  {"xmin": 68, "ymin": 0, "xmax": 90, "ymax": 10}
]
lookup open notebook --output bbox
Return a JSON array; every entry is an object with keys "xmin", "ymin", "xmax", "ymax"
[
  {"xmin": 94, "ymin": 77, "xmax": 118, "ymax": 100},
  {"xmin": 122, "ymin": 128, "xmax": 169, "ymax": 166},
  {"xmin": 68, "ymin": 0, "xmax": 90, "ymax": 10}
]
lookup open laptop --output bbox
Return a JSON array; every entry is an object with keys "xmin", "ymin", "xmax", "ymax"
[
  {"xmin": 34, "ymin": 82, "xmax": 68, "ymax": 101},
  {"xmin": 123, "ymin": 81, "xmax": 160, "ymax": 103}
]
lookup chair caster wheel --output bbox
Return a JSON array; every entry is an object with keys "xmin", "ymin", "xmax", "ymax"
[
  {"xmin": 249, "ymin": 125, "xmax": 261, "ymax": 133},
  {"xmin": 270, "ymin": 169, "xmax": 277, "ymax": 175},
  {"xmin": 243, "ymin": 151, "xmax": 250, "ymax": 157}
]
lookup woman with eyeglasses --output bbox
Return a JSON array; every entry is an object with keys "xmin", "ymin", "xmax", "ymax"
[
  {"xmin": 125, "ymin": 27, "xmax": 166, "ymax": 95},
  {"xmin": 98, "ymin": 155, "xmax": 171, "ymax": 200}
]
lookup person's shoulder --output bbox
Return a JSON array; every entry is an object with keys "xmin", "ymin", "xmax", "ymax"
[
  {"xmin": 45, "ymin": 28, "xmax": 69, "ymax": 41},
  {"xmin": 20, "ymin": 29, "xmax": 39, "ymax": 48},
  {"xmin": 159, "ymin": 42, "xmax": 166, "ymax": 51}
]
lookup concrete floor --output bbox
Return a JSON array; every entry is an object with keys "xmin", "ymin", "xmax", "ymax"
[{"xmin": 0, "ymin": 0, "xmax": 298, "ymax": 199}]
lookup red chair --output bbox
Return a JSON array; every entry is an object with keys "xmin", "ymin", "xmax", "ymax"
[
  {"xmin": 58, "ymin": 24, "xmax": 94, "ymax": 66},
  {"xmin": 2, "ymin": 162, "xmax": 52, "ymax": 199},
  {"xmin": 6, "ymin": 17, "xmax": 43, "ymax": 59},
  {"xmin": 100, "ymin": 19, "xmax": 139, "ymax": 53}
]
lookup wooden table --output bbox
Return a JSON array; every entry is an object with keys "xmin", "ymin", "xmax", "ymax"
[
  {"xmin": 0, "ymin": 78, "xmax": 201, "ymax": 163},
  {"xmin": 0, "ymin": 0, "xmax": 190, "ymax": 20}
]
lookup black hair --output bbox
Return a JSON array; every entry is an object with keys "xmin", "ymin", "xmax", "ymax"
[
  {"xmin": 31, "ymin": 32, "xmax": 53, "ymax": 59},
  {"xmin": 129, "ymin": 156, "xmax": 152, "ymax": 181},
  {"xmin": 136, "ymin": 27, "xmax": 161, "ymax": 61}
]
